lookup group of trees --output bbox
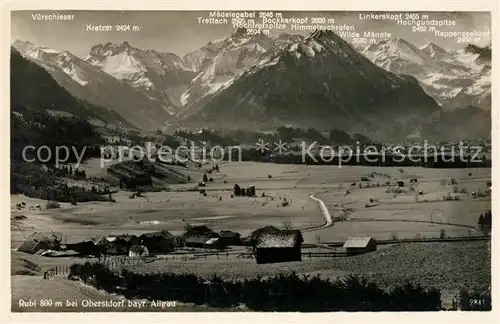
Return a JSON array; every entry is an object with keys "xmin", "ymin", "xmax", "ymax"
[
  {"xmin": 478, "ymin": 211, "xmax": 492, "ymax": 234},
  {"xmin": 233, "ymin": 184, "xmax": 256, "ymax": 197},
  {"xmin": 69, "ymin": 262, "xmax": 448, "ymax": 311},
  {"xmin": 168, "ymin": 126, "xmax": 373, "ymax": 149},
  {"xmin": 12, "ymin": 178, "xmax": 114, "ymax": 204},
  {"xmin": 228, "ymin": 148, "xmax": 491, "ymax": 168}
]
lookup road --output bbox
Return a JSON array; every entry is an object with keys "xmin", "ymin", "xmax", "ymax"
[{"xmin": 302, "ymin": 194, "xmax": 334, "ymax": 232}]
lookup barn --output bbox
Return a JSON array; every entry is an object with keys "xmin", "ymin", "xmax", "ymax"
[
  {"xmin": 343, "ymin": 237, "xmax": 377, "ymax": 255},
  {"xmin": 254, "ymin": 230, "xmax": 303, "ymax": 264},
  {"xmin": 139, "ymin": 230, "xmax": 176, "ymax": 253},
  {"xmin": 129, "ymin": 245, "xmax": 149, "ymax": 257}
]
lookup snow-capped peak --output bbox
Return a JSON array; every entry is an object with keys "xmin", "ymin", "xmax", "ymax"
[
  {"xmin": 12, "ymin": 39, "xmax": 62, "ymax": 60},
  {"xmin": 420, "ymin": 42, "xmax": 456, "ymax": 62}
]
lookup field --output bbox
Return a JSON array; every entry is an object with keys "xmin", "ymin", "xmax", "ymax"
[
  {"xmin": 11, "ymin": 162, "xmax": 491, "ymax": 246},
  {"xmin": 10, "ymin": 162, "xmax": 491, "ymax": 309}
]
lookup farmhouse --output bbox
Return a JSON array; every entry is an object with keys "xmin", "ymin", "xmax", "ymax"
[
  {"xmin": 17, "ymin": 240, "xmax": 51, "ymax": 255},
  {"xmin": 104, "ymin": 239, "xmax": 129, "ymax": 255},
  {"xmin": 343, "ymin": 237, "xmax": 377, "ymax": 255},
  {"xmin": 17, "ymin": 232, "xmax": 63, "ymax": 254},
  {"xmin": 184, "ymin": 235, "xmax": 208, "ymax": 248},
  {"xmin": 184, "ymin": 236, "xmax": 226, "ymax": 249},
  {"xmin": 254, "ymin": 230, "xmax": 303, "ymax": 264},
  {"xmin": 184, "ymin": 225, "xmax": 219, "ymax": 238},
  {"xmin": 219, "ymin": 230, "xmax": 243, "ymax": 245},
  {"xmin": 129, "ymin": 245, "xmax": 149, "ymax": 257},
  {"xmin": 139, "ymin": 230, "xmax": 176, "ymax": 253},
  {"xmin": 205, "ymin": 237, "xmax": 225, "ymax": 249}
]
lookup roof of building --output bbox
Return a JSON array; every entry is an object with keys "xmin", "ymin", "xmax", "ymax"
[
  {"xmin": 24, "ymin": 232, "xmax": 63, "ymax": 244},
  {"xmin": 140, "ymin": 230, "xmax": 175, "ymax": 239},
  {"xmin": 219, "ymin": 230, "xmax": 241, "ymax": 238},
  {"xmin": 105, "ymin": 238, "xmax": 129, "ymax": 246},
  {"xmin": 255, "ymin": 230, "xmax": 303, "ymax": 248},
  {"xmin": 92, "ymin": 236, "xmax": 107, "ymax": 244},
  {"xmin": 250, "ymin": 226, "xmax": 280, "ymax": 238},
  {"xmin": 18, "ymin": 240, "xmax": 49, "ymax": 254},
  {"xmin": 205, "ymin": 237, "xmax": 220, "ymax": 245},
  {"xmin": 129, "ymin": 245, "xmax": 148, "ymax": 253},
  {"xmin": 185, "ymin": 235, "xmax": 209, "ymax": 244},
  {"xmin": 343, "ymin": 237, "xmax": 376, "ymax": 248},
  {"xmin": 117, "ymin": 234, "xmax": 138, "ymax": 242},
  {"xmin": 184, "ymin": 225, "xmax": 218, "ymax": 237}
]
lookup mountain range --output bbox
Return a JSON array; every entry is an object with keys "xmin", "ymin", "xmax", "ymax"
[
  {"xmin": 362, "ymin": 38, "xmax": 491, "ymax": 111},
  {"xmin": 11, "ymin": 29, "xmax": 491, "ymax": 140}
]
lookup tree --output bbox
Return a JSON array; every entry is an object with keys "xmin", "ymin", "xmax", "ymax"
[
  {"xmin": 248, "ymin": 186, "xmax": 256, "ymax": 197},
  {"xmin": 233, "ymin": 184, "xmax": 241, "ymax": 196}
]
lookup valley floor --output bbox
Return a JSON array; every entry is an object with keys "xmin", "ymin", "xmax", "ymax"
[{"xmin": 10, "ymin": 162, "xmax": 491, "ymax": 311}]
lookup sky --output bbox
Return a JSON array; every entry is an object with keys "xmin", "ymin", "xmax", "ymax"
[{"xmin": 11, "ymin": 10, "xmax": 491, "ymax": 58}]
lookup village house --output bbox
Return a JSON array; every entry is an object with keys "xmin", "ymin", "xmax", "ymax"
[
  {"xmin": 139, "ymin": 230, "xmax": 176, "ymax": 254},
  {"xmin": 218, "ymin": 230, "xmax": 243, "ymax": 246},
  {"xmin": 17, "ymin": 240, "xmax": 51, "ymax": 255},
  {"xmin": 184, "ymin": 225, "xmax": 219, "ymax": 239},
  {"xmin": 92, "ymin": 234, "xmax": 139, "ymax": 247},
  {"xmin": 103, "ymin": 238, "xmax": 129, "ymax": 255},
  {"xmin": 253, "ymin": 229, "xmax": 303, "ymax": 264},
  {"xmin": 343, "ymin": 237, "xmax": 377, "ymax": 255},
  {"xmin": 184, "ymin": 236, "xmax": 226, "ymax": 250},
  {"xmin": 17, "ymin": 232, "xmax": 63, "ymax": 255}
]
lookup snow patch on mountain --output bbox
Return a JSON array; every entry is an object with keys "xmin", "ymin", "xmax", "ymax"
[
  {"xmin": 99, "ymin": 51, "xmax": 146, "ymax": 80},
  {"xmin": 180, "ymin": 32, "xmax": 280, "ymax": 107}
]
